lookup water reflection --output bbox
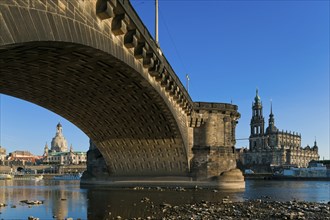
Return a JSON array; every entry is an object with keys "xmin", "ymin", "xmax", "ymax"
[
  {"xmin": 0, "ymin": 180, "xmax": 87, "ymax": 219},
  {"xmin": 0, "ymin": 180, "xmax": 329, "ymax": 219},
  {"xmin": 244, "ymin": 180, "xmax": 330, "ymax": 202}
]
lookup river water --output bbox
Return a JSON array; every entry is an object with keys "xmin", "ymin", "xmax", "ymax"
[{"xmin": 0, "ymin": 179, "xmax": 329, "ymax": 219}]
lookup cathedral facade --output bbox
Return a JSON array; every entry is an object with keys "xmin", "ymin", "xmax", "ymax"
[{"xmin": 240, "ymin": 90, "xmax": 319, "ymax": 170}]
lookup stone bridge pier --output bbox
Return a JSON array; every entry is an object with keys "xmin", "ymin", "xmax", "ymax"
[{"xmin": 189, "ymin": 103, "xmax": 244, "ymax": 188}]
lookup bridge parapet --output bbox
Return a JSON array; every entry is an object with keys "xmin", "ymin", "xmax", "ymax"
[
  {"xmin": 193, "ymin": 102, "xmax": 239, "ymax": 112},
  {"xmin": 96, "ymin": 0, "xmax": 193, "ymax": 115}
]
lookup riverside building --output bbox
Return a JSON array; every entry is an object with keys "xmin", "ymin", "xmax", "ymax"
[
  {"xmin": 0, "ymin": 146, "xmax": 6, "ymax": 162},
  {"xmin": 238, "ymin": 90, "xmax": 319, "ymax": 171}
]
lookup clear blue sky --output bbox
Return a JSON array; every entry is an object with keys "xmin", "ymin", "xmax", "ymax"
[{"xmin": 0, "ymin": 0, "xmax": 329, "ymax": 159}]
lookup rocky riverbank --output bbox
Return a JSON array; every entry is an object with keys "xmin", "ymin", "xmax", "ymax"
[{"xmin": 125, "ymin": 198, "xmax": 330, "ymax": 220}]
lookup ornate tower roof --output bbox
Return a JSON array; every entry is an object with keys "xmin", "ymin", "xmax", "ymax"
[
  {"xmin": 266, "ymin": 100, "xmax": 278, "ymax": 134},
  {"xmin": 254, "ymin": 89, "xmax": 261, "ymax": 104}
]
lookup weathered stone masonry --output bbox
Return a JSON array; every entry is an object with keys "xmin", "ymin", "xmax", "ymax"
[{"xmin": 190, "ymin": 103, "xmax": 240, "ymax": 180}]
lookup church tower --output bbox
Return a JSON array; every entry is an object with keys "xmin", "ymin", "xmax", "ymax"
[
  {"xmin": 51, "ymin": 123, "xmax": 68, "ymax": 152},
  {"xmin": 250, "ymin": 89, "xmax": 265, "ymax": 137},
  {"xmin": 43, "ymin": 142, "xmax": 49, "ymax": 156},
  {"xmin": 249, "ymin": 89, "xmax": 265, "ymax": 150},
  {"xmin": 265, "ymin": 101, "xmax": 278, "ymax": 134}
]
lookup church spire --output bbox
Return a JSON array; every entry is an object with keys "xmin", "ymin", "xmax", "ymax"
[
  {"xmin": 270, "ymin": 99, "xmax": 273, "ymax": 115},
  {"xmin": 314, "ymin": 137, "xmax": 317, "ymax": 147},
  {"xmin": 266, "ymin": 100, "xmax": 277, "ymax": 134},
  {"xmin": 269, "ymin": 102, "xmax": 275, "ymax": 124}
]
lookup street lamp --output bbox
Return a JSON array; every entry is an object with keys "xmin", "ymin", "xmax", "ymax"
[{"xmin": 186, "ymin": 74, "xmax": 190, "ymax": 92}]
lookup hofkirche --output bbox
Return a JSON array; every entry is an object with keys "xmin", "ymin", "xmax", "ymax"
[{"xmin": 238, "ymin": 90, "xmax": 319, "ymax": 171}]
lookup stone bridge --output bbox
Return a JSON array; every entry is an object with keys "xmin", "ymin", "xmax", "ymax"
[{"xmin": 0, "ymin": 0, "xmax": 243, "ymax": 187}]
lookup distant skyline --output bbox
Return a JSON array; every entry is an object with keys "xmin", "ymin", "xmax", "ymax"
[{"xmin": 0, "ymin": 0, "xmax": 329, "ymax": 159}]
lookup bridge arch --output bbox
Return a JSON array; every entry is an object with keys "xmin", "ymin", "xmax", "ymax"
[{"xmin": 0, "ymin": 0, "xmax": 193, "ymax": 177}]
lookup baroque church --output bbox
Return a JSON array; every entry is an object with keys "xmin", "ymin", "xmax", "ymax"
[
  {"xmin": 43, "ymin": 123, "xmax": 86, "ymax": 165},
  {"xmin": 238, "ymin": 90, "xmax": 319, "ymax": 170},
  {"xmin": 50, "ymin": 122, "xmax": 68, "ymax": 152}
]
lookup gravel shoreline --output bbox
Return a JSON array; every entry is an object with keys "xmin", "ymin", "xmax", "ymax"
[{"xmin": 126, "ymin": 198, "xmax": 330, "ymax": 220}]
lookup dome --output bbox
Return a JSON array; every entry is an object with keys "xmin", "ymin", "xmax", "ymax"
[
  {"xmin": 51, "ymin": 123, "xmax": 68, "ymax": 152},
  {"xmin": 266, "ymin": 125, "xmax": 278, "ymax": 134},
  {"xmin": 51, "ymin": 134, "xmax": 68, "ymax": 152}
]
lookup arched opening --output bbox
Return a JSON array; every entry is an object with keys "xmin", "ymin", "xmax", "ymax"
[
  {"xmin": 0, "ymin": 42, "xmax": 188, "ymax": 177},
  {"xmin": 0, "ymin": 94, "xmax": 89, "ymax": 156}
]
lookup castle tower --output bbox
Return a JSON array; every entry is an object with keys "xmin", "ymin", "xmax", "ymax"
[
  {"xmin": 249, "ymin": 89, "xmax": 265, "ymax": 151},
  {"xmin": 51, "ymin": 123, "xmax": 68, "ymax": 152}
]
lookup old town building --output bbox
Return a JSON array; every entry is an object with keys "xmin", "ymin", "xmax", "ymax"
[
  {"xmin": 43, "ymin": 123, "xmax": 86, "ymax": 165},
  {"xmin": 7, "ymin": 150, "xmax": 42, "ymax": 165},
  {"xmin": 0, "ymin": 146, "xmax": 7, "ymax": 164},
  {"xmin": 239, "ymin": 90, "xmax": 319, "ymax": 171}
]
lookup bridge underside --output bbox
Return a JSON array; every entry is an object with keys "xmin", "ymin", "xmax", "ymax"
[{"xmin": 0, "ymin": 41, "xmax": 188, "ymax": 177}]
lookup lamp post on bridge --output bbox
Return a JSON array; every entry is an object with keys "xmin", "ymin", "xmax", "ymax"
[
  {"xmin": 186, "ymin": 74, "xmax": 190, "ymax": 92},
  {"xmin": 155, "ymin": 0, "xmax": 159, "ymax": 47}
]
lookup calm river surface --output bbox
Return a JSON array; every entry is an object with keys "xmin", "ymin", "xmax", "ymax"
[{"xmin": 0, "ymin": 179, "xmax": 329, "ymax": 219}]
